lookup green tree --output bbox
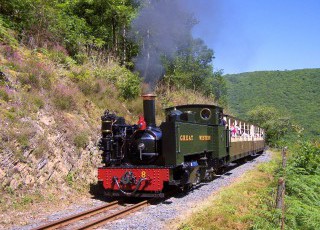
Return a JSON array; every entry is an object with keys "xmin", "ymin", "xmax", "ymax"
[
  {"xmin": 163, "ymin": 38, "xmax": 226, "ymax": 104},
  {"xmin": 71, "ymin": 0, "xmax": 139, "ymax": 62},
  {"xmin": 0, "ymin": 0, "xmax": 139, "ymax": 62},
  {"xmin": 246, "ymin": 105, "xmax": 294, "ymax": 146}
]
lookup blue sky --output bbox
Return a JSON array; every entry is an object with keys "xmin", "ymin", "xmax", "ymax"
[{"xmin": 187, "ymin": 0, "xmax": 320, "ymax": 74}]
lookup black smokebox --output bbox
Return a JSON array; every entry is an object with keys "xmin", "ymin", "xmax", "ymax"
[{"xmin": 142, "ymin": 94, "xmax": 156, "ymax": 127}]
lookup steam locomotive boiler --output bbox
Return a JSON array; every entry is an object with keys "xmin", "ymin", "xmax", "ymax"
[{"xmin": 98, "ymin": 94, "xmax": 265, "ymax": 197}]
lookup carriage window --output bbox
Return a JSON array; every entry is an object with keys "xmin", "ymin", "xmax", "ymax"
[{"xmin": 200, "ymin": 108, "xmax": 211, "ymax": 120}]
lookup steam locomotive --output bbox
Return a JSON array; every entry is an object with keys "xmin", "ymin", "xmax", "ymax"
[{"xmin": 98, "ymin": 94, "xmax": 265, "ymax": 197}]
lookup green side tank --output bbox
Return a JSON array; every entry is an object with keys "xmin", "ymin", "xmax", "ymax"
[{"xmin": 160, "ymin": 104, "xmax": 228, "ymax": 166}]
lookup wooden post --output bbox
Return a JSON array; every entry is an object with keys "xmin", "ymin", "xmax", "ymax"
[
  {"xmin": 282, "ymin": 147, "xmax": 287, "ymax": 168},
  {"xmin": 275, "ymin": 147, "xmax": 288, "ymax": 230},
  {"xmin": 276, "ymin": 177, "xmax": 285, "ymax": 209}
]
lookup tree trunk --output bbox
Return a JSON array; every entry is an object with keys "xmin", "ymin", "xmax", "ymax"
[{"xmin": 122, "ymin": 24, "xmax": 126, "ymax": 65}]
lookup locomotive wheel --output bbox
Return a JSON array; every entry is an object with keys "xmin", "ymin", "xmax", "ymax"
[
  {"xmin": 180, "ymin": 184, "xmax": 193, "ymax": 193},
  {"xmin": 205, "ymin": 167, "xmax": 215, "ymax": 181},
  {"xmin": 195, "ymin": 170, "xmax": 201, "ymax": 184}
]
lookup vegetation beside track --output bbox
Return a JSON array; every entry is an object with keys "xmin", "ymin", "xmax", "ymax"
[
  {"xmin": 177, "ymin": 150, "xmax": 280, "ymax": 230},
  {"xmin": 283, "ymin": 141, "xmax": 320, "ymax": 229},
  {"xmin": 178, "ymin": 140, "xmax": 320, "ymax": 230}
]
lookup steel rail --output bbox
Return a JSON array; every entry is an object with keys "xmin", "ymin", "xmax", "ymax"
[
  {"xmin": 32, "ymin": 201, "xmax": 119, "ymax": 230},
  {"xmin": 75, "ymin": 200, "xmax": 150, "ymax": 230}
]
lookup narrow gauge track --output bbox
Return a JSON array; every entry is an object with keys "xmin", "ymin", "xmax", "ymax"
[{"xmin": 32, "ymin": 200, "xmax": 151, "ymax": 230}]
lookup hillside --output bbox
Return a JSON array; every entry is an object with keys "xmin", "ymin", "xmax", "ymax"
[
  {"xmin": 0, "ymin": 41, "xmax": 213, "ymax": 223},
  {"xmin": 1, "ymin": 2, "xmax": 221, "ymax": 222},
  {"xmin": 224, "ymin": 69, "xmax": 320, "ymax": 137}
]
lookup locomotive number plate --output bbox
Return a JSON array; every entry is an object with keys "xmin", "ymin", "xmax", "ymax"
[{"xmin": 141, "ymin": 171, "xmax": 146, "ymax": 178}]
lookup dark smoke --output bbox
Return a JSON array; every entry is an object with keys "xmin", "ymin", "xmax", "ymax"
[{"xmin": 131, "ymin": 0, "xmax": 195, "ymax": 92}]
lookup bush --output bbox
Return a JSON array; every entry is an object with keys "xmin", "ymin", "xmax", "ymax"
[
  {"xmin": 48, "ymin": 48, "xmax": 76, "ymax": 68},
  {"xmin": 246, "ymin": 106, "xmax": 294, "ymax": 146},
  {"xmin": 33, "ymin": 144, "xmax": 46, "ymax": 159},
  {"xmin": 77, "ymin": 80, "xmax": 96, "ymax": 95},
  {"xmin": 65, "ymin": 172, "xmax": 75, "ymax": 186},
  {"xmin": 0, "ymin": 87, "xmax": 9, "ymax": 102},
  {"xmin": 74, "ymin": 53, "xmax": 88, "ymax": 65},
  {"xmin": 284, "ymin": 141, "xmax": 320, "ymax": 229},
  {"xmin": 74, "ymin": 132, "xmax": 89, "ymax": 148},
  {"xmin": 34, "ymin": 97, "xmax": 45, "ymax": 109},
  {"xmin": 14, "ymin": 122, "xmax": 36, "ymax": 149},
  {"xmin": 17, "ymin": 58, "xmax": 53, "ymax": 90},
  {"xmin": 0, "ymin": 17, "xmax": 18, "ymax": 46},
  {"xmin": 53, "ymin": 94, "xmax": 74, "ymax": 110},
  {"xmin": 19, "ymin": 73, "xmax": 40, "ymax": 88},
  {"xmin": 52, "ymin": 84, "xmax": 77, "ymax": 110},
  {"xmin": 289, "ymin": 141, "xmax": 320, "ymax": 175},
  {"xmin": 116, "ymin": 71, "xmax": 141, "ymax": 100}
]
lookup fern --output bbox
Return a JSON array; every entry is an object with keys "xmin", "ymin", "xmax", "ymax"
[
  {"xmin": 0, "ymin": 17, "xmax": 18, "ymax": 46},
  {"xmin": 284, "ymin": 141, "xmax": 320, "ymax": 229}
]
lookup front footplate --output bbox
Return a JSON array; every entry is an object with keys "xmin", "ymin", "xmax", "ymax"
[{"xmin": 98, "ymin": 167, "xmax": 171, "ymax": 196}]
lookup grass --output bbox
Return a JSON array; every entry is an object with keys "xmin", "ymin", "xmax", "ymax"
[
  {"xmin": 74, "ymin": 132, "xmax": 89, "ymax": 148},
  {"xmin": 0, "ymin": 87, "xmax": 9, "ymax": 101},
  {"xmin": 0, "ymin": 189, "xmax": 45, "ymax": 211},
  {"xmin": 52, "ymin": 83, "xmax": 78, "ymax": 110},
  {"xmin": 177, "ymin": 151, "xmax": 281, "ymax": 230},
  {"xmin": 65, "ymin": 172, "xmax": 75, "ymax": 186},
  {"xmin": 32, "ymin": 135, "xmax": 49, "ymax": 159}
]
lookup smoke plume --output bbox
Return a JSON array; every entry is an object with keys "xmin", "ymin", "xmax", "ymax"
[{"xmin": 131, "ymin": 0, "xmax": 195, "ymax": 92}]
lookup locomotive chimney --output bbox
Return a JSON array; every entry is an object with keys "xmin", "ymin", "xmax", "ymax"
[{"xmin": 142, "ymin": 94, "xmax": 156, "ymax": 127}]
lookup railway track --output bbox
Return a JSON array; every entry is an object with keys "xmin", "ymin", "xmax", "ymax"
[{"xmin": 32, "ymin": 200, "xmax": 151, "ymax": 230}]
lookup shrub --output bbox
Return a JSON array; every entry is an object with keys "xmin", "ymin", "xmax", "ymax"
[
  {"xmin": 52, "ymin": 84, "xmax": 77, "ymax": 110},
  {"xmin": 2, "ymin": 45, "xmax": 23, "ymax": 67},
  {"xmin": 17, "ymin": 57, "xmax": 53, "ymax": 90},
  {"xmin": 0, "ymin": 87, "xmax": 9, "ymax": 102},
  {"xmin": 19, "ymin": 73, "xmax": 40, "ymax": 88},
  {"xmin": 0, "ymin": 17, "xmax": 18, "ymax": 46},
  {"xmin": 93, "ymin": 67, "xmax": 111, "ymax": 80},
  {"xmin": 70, "ymin": 68, "xmax": 91, "ymax": 82},
  {"xmin": 69, "ymin": 68, "xmax": 98, "ymax": 95},
  {"xmin": 53, "ymin": 94, "xmax": 74, "ymax": 110},
  {"xmin": 94, "ymin": 65, "xmax": 126, "ymax": 83},
  {"xmin": 48, "ymin": 48, "xmax": 76, "ymax": 68},
  {"xmin": 65, "ymin": 172, "xmax": 75, "ymax": 186},
  {"xmin": 74, "ymin": 132, "xmax": 89, "ymax": 148},
  {"xmin": 280, "ymin": 142, "xmax": 320, "ymax": 230},
  {"xmin": 34, "ymin": 97, "xmax": 44, "ymax": 109},
  {"xmin": 14, "ymin": 122, "xmax": 36, "ymax": 149},
  {"xmin": 77, "ymin": 80, "xmax": 94, "ymax": 95},
  {"xmin": 32, "ymin": 135, "xmax": 49, "ymax": 159},
  {"xmin": 289, "ymin": 141, "xmax": 320, "ymax": 175},
  {"xmin": 74, "ymin": 53, "xmax": 88, "ymax": 65},
  {"xmin": 4, "ymin": 109, "xmax": 16, "ymax": 121},
  {"xmin": 116, "ymin": 71, "xmax": 141, "ymax": 100}
]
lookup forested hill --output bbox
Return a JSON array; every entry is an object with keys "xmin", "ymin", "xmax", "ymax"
[{"xmin": 225, "ymin": 68, "xmax": 320, "ymax": 137}]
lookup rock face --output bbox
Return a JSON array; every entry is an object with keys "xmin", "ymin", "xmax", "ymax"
[
  {"xmin": 0, "ymin": 46, "xmax": 135, "ymax": 197},
  {"xmin": 0, "ymin": 112, "xmax": 102, "ymax": 192},
  {"xmin": 1, "ymin": 134, "xmax": 102, "ymax": 192},
  {"xmin": 0, "ymin": 70, "xmax": 103, "ymax": 193}
]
